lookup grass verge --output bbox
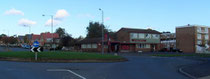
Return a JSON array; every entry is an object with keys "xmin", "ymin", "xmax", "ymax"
[{"xmin": 0, "ymin": 51, "xmax": 126, "ymax": 62}]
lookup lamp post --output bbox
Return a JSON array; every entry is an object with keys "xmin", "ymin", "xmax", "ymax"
[
  {"xmin": 99, "ymin": 8, "xmax": 104, "ymax": 54},
  {"xmin": 42, "ymin": 14, "xmax": 55, "ymax": 51},
  {"xmin": 23, "ymin": 25, "xmax": 31, "ymax": 34}
]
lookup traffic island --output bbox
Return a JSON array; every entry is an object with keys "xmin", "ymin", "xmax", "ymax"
[{"xmin": 0, "ymin": 52, "xmax": 127, "ymax": 63}]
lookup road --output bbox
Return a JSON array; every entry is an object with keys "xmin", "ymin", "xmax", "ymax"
[
  {"xmin": 0, "ymin": 55, "xmax": 201, "ymax": 79},
  {"xmin": 0, "ymin": 46, "xmax": 29, "ymax": 52}
]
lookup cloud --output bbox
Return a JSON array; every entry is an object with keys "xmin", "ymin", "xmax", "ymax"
[
  {"xmin": 18, "ymin": 19, "xmax": 36, "ymax": 26},
  {"xmin": 45, "ymin": 19, "xmax": 61, "ymax": 26},
  {"xmin": 54, "ymin": 9, "xmax": 69, "ymax": 20},
  {"xmin": 77, "ymin": 14, "xmax": 95, "ymax": 18},
  {"xmin": 104, "ymin": 17, "xmax": 111, "ymax": 22},
  {"xmin": 44, "ymin": 9, "xmax": 69, "ymax": 26},
  {"xmin": 5, "ymin": 8, "xmax": 24, "ymax": 16}
]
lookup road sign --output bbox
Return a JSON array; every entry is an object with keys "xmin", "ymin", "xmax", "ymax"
[
  {"xmin": 31, "ymin": 47, "xmax": 42, "ymax": 53},
  {"xmin": 33, "ymin": 41, "xmax": 39, "ymax": 48},
  {"xmin": 30, "ymin": 46, "xmax": 43, "ymax": 61}
]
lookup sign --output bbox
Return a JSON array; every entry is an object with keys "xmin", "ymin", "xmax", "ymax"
[
  {"xmin": 31, "ymin": 47, "xmax": 43, "ymax": 61},
  {"xmin": 33, "ymin": 41, "xmax": 39, "ymax": 48},
  {"xmin": 31, "ymin": 41, "xmax": 42, "ymax": 61},
  {"xmin": 31, "ymin": 47, "xmax": 42, "ymax": 52},
  {"xmin": 131, "ymin": 39, "xmax": 146, "ymax": 42}
]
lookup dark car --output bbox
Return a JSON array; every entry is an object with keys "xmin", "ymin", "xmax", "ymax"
[{"xmin": 172, "ymin": 48, "xmax": 183, "ymax": 53}]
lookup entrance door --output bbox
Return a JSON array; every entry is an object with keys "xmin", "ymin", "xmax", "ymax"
[
  {"xmin": 151, "ymin": 44, "xmax": 156, "ymax": 52},
  {"xmin": 110, "ymin": 43, "xmax": 119, "ymax": 52}
]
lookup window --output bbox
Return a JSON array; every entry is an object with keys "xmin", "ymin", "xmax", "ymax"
[
  {"xmin": 92, "ymin": 44, "xmax": 97, "ymax": 48},
  {"xmin": 81, "ymin": 44, "xmax": 87, "ymax": 48},
  {"xmin": 145, "ymin": 34, "xmax": 151, "ymax": 38},
  {"xmin": 138, "ymin": 33, "xmax": 145, "ymax": 38},
  {"xmin": 197, "ymin": 34, "xmax": 201, "ymax": 39},
  {"xmin": 46, "ymin": 38, "xmax": 52, "ymax": 42},
  {"xmin": 146, "ymin": 44, "xmax": 150, "ymax": 48},
  {"xmin": 137, "ymin": 44, "xmax": 145, "ymax": 48},
  {"xmin": 205, "ymin": 35, "xmax": 209, "ymax": 40},
  {"xmin": 205, "ymin": 28, "xmax": 208, "ymax": 33},
  {"xmin": 87, "ymin": 44, "xmax": 91, "ymax": 48},
  {"xmin": 197, "ymin": 41, "xmax": 202, "ymax": 45},
  {"xmin": 197, "ymin": 27, "xmax": 201, "ymax": 32},
  {"xmin": 130, "ymin": 33, "xmax": 138, "ymax": 38},
  {"xmin": 152, "ymin": 34, "xmax": 159, "ymax": 39}
]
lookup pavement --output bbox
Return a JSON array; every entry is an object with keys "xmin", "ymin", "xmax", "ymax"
[
  {"xmin": 0, "ymin": 55, "xmax": 201, "ymax": 79},
  {"xmin": 180, "ymin": 60, "xmax": 210, "ymax": 79}
]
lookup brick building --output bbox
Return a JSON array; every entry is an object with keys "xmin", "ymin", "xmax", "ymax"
[
  {"xmin": 116, "ymin": 28, "xmax": 161, "ymax": 52},
  {"xmin": 77, "ymin": 38, "xmax": 109, "ymax": 52},
  {"xmin": 18, "ymin": 32, "xmax": 59, "ymax": 48},
  {"xmin": 78, "ymin": 28, "xmax": 161, "ymax": 52},
  {"xmin": 176, "ymin": 24, "xmax": 210, "ymax": 53},
  {"xmin": 160, "ymin": 32, "xmax": 176, "ymax": 50}
]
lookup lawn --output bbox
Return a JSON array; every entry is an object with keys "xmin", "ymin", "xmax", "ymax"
[
  {"xmin": 0, "ymin": 51, "xmax": 124, "ymax": 60},
  {"xmin": 151, "ymin": 53, "xmax": 210, "ymax": 57}
]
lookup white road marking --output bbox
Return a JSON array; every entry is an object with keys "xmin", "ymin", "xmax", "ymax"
[{"xmin": 47, "ymin": 69, "xmax": 87, "ymax": 79}]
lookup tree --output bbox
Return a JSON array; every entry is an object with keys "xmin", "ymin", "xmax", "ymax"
[
  {"xmin": 75, "ymin": 36, "xmax": 84, "ymax": 42},
  {"xmin": 0, "ymin": 34, "xmax": 7, "ymax": 41},
  {"xmin": 86, "ymin": 22, "xmax": 108, "ymax": 38},
  {"xmin": 59, "ymin": 35, "xmax": 75, "ymax": 47},
  {"xmin": 55, "ymin": 27, "xmax": 66, "ymax": 38},
  {"xmin": 2, "ymin": 36, "xmax": 18, "ymax": 44},
  {"xmin": 108, "ymin": 31, "xmax": 117, "ymax": 40}
]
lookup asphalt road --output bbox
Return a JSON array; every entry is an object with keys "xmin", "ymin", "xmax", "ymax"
[
  {"xmin": 0, "ymin": 56, "xmax": 201, "ymax": 79},
  {"xmin": 0, "ymin": 46, "xmax": 29, "ymax": 52}
]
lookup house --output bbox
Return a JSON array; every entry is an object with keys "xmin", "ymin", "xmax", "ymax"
[
  {"xmin": 176, "ymin": 24, "xmax": 210, "ymax": 53},
  {"xmin": 40, "ymin": 32, "xmax": 59, "ymax": 48},
  {"xmin": 18, "ymin": 32, "xmax": 59, "ymax": 49}
]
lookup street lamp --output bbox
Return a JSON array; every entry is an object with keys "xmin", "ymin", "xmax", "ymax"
[
  {"xmin": 23, "ymin": 25, "xmax": 31, "ymax": 34},
  {"xmin": 99, "ymin": 8, "xmax": 104, "ymax": 54},
  {"xmin": 42, "ymin": 14, "xmax": 55, "ymax": 51}
]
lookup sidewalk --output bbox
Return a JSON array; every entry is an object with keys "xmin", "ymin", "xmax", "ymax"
[{"xmin": 180, "ymin": 61, "xmax": 210, "ymax": 79}]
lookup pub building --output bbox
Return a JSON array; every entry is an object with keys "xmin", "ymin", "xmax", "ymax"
[{"xmin": 77, "ymin": 27, "xmax": 161, "ymax": 53}]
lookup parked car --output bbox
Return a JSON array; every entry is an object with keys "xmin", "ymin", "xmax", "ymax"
[
  {"xmin": 159, "ymin": 48, "xmax": 168, "ymax": 52},
  {"xmin": 171, "ymin": 48, "xmax": 183, "ymax": 53},
  {"xmin": 159, "ymin": 48, "xmax": 183, "ymax": 53}
]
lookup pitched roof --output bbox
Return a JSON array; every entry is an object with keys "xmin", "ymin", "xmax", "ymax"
[
  {"xmin": 77, "ymin": 38, "xmax": 102, "ymax": 44},
  {"xmin": 32, "ymin": 34, "xmax": 41, "ymax": 40},
  {"xmin": 40, "ymin": 32, "xmax": 59, "ymax": 39},
  {"xmin": 117, "ymin": 28, "xmax": 161, "ymax": 34}
]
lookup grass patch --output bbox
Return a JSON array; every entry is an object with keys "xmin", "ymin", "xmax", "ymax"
[
  {"xmin": 151, "ymin": 53, "xmax": 210, "ymax": 57},
  {"xmin": 0, "ymin": 51, "xmax": 124, "ymax": 60}
]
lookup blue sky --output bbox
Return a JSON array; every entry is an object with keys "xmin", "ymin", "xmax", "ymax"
[{"xmin": 1, "ymin": 0, "xmax": 210, "ymax": 37}]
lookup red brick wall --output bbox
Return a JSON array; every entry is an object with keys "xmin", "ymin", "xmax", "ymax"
[
  {"xmin": 176, "ymin": 27, "xmax": 196, "ymax": 53},
  {"xmin": 116, "ymin": 30, "xmax": 130, "ymax": 43}
]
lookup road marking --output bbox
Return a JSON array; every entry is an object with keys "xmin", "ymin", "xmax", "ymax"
[
  {"xmin": 178, "ymin": 67, "xmax": 197, "ymax": 79},
  {"xmin": 199, "ymin": 76, "xmax": 210, "ymax": 79},
  {"xmin": 47, "ymin": 69, "xmax": 87, "ymax": 79}
]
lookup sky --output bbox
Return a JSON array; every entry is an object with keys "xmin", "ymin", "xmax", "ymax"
[{"xmin": 1, "ymin": 0, "xmax": 210, "ymax": 37}]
